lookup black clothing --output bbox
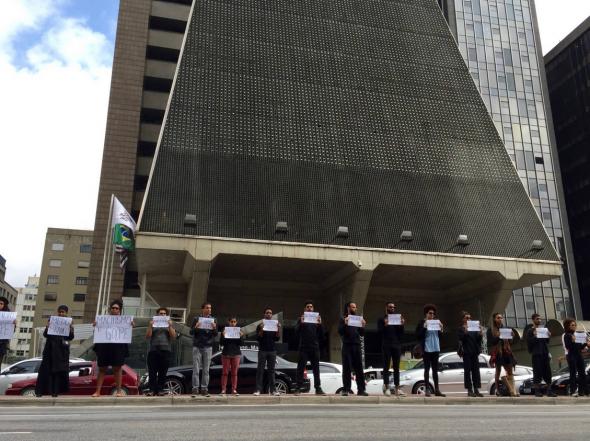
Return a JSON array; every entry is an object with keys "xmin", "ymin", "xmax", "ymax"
[
  {"xmin": 148, "ymin": 349, "xmax": 170, "ymax": 394},
  {"xmin": 220, "ymin": 331, "xmax": 243, "ymax": 357},
  {"xmin": 256, "ymin": 350, "xmax": 276, "ymax": 393},
  {"xmin": 531, "ymin": 354, "xmax": 552, "ymax": 387},
  {"xmin": 486, "ymin": 327, "xmax": 516, "ymax": 367},
  {"xmin": 295, "ymin": 320, "xmax": 324, "ymax": 349},
  {"xmin": 297, "ymin": 347, "xmax": 321, "ymax": 390},
  {"xmin": 462, "ymin": 353, "xmax": 481, "ymax": 390},
  {"xmin": 377, "ymin": 316, "xmax": 404, "ymax": 347},
  {"xmin": 457, "ymin": 327, "xmax": 482, "ymax": 355},
  {"xmin": 342, "ymin": 345, "xmax": 365, "ymax": 393},
  {"xmin": 256, "ymin": 323, "xmax": 279, "ymax": 352},
  {"xmin": 94, "ymin": 343, "xmax": 129, "ymax": 367},
  {"xmin": 36, "ymin": 326, "xmax": 74, "ymax": 396},
  {"xmin": 190, "ymin": 316, "xmax": 218, "ymax": 348},
  {"xmin": 423, "ymin": 351, "xmax": 440, "ymax": 390},
  {"xmin": 382, "ymin": 346, "xmax": 401, "ymax": 387},
  {"xmin": 526, "ymin": 327, "xmax": 550, "ymax": 356},
  {"xmin": 564, "ymin": 330, "xmax": 588, "ymax": 395},
  {"xmin": 338, "ymin": 316, "xmax": 364, "ymax": 346}
]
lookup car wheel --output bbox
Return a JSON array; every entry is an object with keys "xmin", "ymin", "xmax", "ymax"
[
  {"xmin": 412, "ymin": 381, "xmax": 433, "ymax": 395},
  {"xmin": 274, "ymin": 379, "xmax": 289, "ymax": 395},
  {"xmin": 163, "ymin": 378, "xmax": 184, "ymax": 395},
  {"xmin": 20, "ymin": 387, "xmax": 36, "ymax": 397}
]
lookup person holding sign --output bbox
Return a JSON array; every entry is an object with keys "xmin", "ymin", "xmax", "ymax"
[
  {"xmin": 415, "ymin": 304, "xmax": 445, "ymax": 397},
  {"xmin": 562, "ymin": 318, "xmax": 588, "ymax": 396},
  {"xmin": 145, "ymin": 307, "xmax": 176, "ymax": 396},
  {"xmin": 220, "ymin": 316, "xmax": 244, "ymax": 396},
  {"xmin": 526, "ymin": 314, "xmax": 556, "ymax": 397},
  {"xmin": 338, "ymin": 302, "xmax": 368, "ymax": 396},
  {"xmin": 377, "ymin": 302, "xmax": 405, "ymax": 396},
  {"xmin": 35, "ymin": 305, "xmax": 75, "ymax": 397},
  {"xmin": 457, "ymin": 311, "xmax": 483, "ymax": 397},
  {"xmin": 92, "ymin": 299, "xmax": 134, "ymax": 397},
  {"xmin": 254, "ymin": 307, "xmax": 281, "ymax": 396},
  {"xmin": 0, "ymin": 296, "xmax": 16, "ymax": 368},
  {"xmin": 294, "ymin": 301, "xmax": 326, "ymax": 396},
  {"xmin": 486, "ymin": 313, "xmax": 518, "ymax": 396},
  {"xmin": 190, "ymin": 302, "xmax": 218, "ymax": 397}
]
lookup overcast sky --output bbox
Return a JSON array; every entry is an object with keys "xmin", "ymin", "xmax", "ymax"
[{"xmin": 1, "ymin": 0, "xmax": 589, "ymax": 289}]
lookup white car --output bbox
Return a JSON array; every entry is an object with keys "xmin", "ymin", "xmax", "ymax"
[
  {"xmin": 0, "ymin": 357, "xmax": 85, "ymax": 395},
  {"xmin": 306, "ymin": 362, "xmax": 357, "ymax": 394},
  {"xmin": 485, "ymin": 365, "xmax": 534, "ymax": 395}
]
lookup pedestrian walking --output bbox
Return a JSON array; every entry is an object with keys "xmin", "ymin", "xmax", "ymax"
[
  {"xmin": 0, "ymin": 296, "xmax": 16, "ymax": 368},
  {"xmin": 35, "ymin": 305, "xmax": 74, "ymax": 397},
  {"xmin": 220, "ymin": 316, "xmax": 243, "ymax": 396},
  {"xmin": 338, "ymin": 302, "xmax": 368, "ymax": 396},
  {"xmin": 486, "ymin": 312, "xmax": 518, "ymax": 397},
  {"xmin": 254, "ymin": 307, "xmax": 281, "ymax": 396},
  {"xmin": 294, "ymin": 301, "xmax": 325, "ymax": 395},
  {"xmin": 526, "ymin": 313, "xmax": 556, "ymax": 397},
  {"xmin": 415, "ymin": 304, "xmax": 445, "ymax": 397},
  {"xmin": 145, "ymin": 307, "xmax": 176, "ymax": 396},
  {"xmin": 377, "ymin": 302, "xmax": 405, "ymax": 396},
  {"xmin": 563, "ymin": 318, "xmax": 588, "ymax": 397},
  {"xmin": 457, "ymin": 311, "xmax": 483, "ymax": 397},
  {"xmin": 190, "ymin": 302, "xmax": 217, "ymax": 397}
]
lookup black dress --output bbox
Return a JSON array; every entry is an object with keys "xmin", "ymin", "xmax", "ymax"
[
  {"xmin": 93, "ymin": 343, "xmax": 129, "ymax": 367},
  {"xmin": 35, "ymin": 327, "xmax": 75, "ymax": 396}
]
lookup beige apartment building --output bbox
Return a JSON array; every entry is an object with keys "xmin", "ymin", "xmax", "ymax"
[
  {"xmin": 33, "ymin": 228, "xmax": 93, "ymax": 329},
  {"xmin": 10, "ymin": 276, "xmax": 39, "ymax": 357}
]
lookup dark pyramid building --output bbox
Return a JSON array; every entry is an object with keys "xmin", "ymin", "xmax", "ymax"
[{"xmin": 136, "ymin": 0, "xmax": 562, "ymax": 360}]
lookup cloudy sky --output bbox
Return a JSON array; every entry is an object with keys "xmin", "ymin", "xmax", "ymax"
[{"xmin": 1, "ymin": 0, "xmax": 589, "ymax": 288}]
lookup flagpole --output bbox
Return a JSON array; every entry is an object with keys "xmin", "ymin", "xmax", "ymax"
[
  {"xmin": 105, "ymin": 236, "xmax": 115, "ymax": 313},
  {"xmin": 96, "ymin": 194, "xmax": 114, "ymax": 317}
]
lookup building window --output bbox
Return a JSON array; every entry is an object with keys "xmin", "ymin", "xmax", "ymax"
[
  {"xmin": 19, "ymin": 327, "xmax": 28, "ymax": 333},
  {"xmin": 80, "ymin": 244, "xmax": 92, "ymax": 253},
  {"xmin": 75, "ymin": 277, "xmax": 88, "ymax": 285},
  {"xmin": 47, "ymin": 275, "xmax": 59, "ymax": 284},
  {"xmin": 25, "ymin": 294, "xmax": 35, "ymax": 301},
  {"xmin": 73, "ymin": 293, "xmax": 86, "ymax": 302},
  {"xmin": 77, "ymin": 261, "xmax": 90, "ymax": 268},
  {"xmin": 44, "ymin": 292, "xmax": 57, "ymax": 301},
  {"xmin": 49, "ymin": 259, "xmax": 62, "ymax": 267},
  {"xmin": 51, "ymin": 243, "xmax": 65, "ymax": 251},
  {"xmin": 16, "ymin": 351, "xmax": 24, "ymax": 356}
]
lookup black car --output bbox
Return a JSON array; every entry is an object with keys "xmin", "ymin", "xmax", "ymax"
[
  {"xmin": 520, "ymin": 361, "xmax": 590, "ymax": 395},
  {"xmin": 139, "ymin": 349, "xmax": 310, "ymax": 395}
]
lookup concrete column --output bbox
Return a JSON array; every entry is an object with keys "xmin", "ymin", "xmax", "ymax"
[
  {"xmin": 186, "ymin": 260, "xmax": 211, "ymax": 324},
  {"xmin": 139, "ymin": 273, "xmax": 147, "ymax": 317}
]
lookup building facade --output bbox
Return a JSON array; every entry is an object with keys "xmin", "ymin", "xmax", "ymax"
[
  {"xmin": 0, "ymin": 254, "xmax": 18, "ymax": 308},
  {"xmin": 10, "ymin": 276, "xmax": 39, "ymax": 357},
  {"xmin": 33, "ymin": 229, "xmax": 93, "ymax": 329},
  {"xmin": 441, "ymin": 0, "xmax": 581, "ymax": 326},
  {"xmin": 545, "ymin": 17, "xmax": 590, "ymax": 319}
]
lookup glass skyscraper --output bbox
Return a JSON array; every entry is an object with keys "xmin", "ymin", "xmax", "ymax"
[{"xmin": 441, "ymin": 0, "xmax": 581, "ymax": 326}]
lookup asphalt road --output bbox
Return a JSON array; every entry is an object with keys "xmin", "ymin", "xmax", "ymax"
[{"xmin": 0, "ymin": 404, "xmax": 588, "ymax": 441}]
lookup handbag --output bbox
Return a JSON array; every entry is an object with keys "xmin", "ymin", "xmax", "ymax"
[{"xmin": 412, "ymin": 343, "xmax": 423, "ymax": 359}]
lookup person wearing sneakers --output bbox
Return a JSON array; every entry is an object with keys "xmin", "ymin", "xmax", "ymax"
[
  {"xmin": 415, "ymin": 304, "xmax": 445, "ymax": 397},
  {"xmin": 294, "ymin": 301, "xmax": 326, "ymax": 396},
  {"xmin": 338, "ymin": 302, "xmax": 368, "ymax": 396},
  {"xmin": 563, "ymin": 318, "xmax": 588, "ymax": 397},
  {"xmin": 457, "ymin": 311, "xmax": 483, "ymax": 397},
  {"xmin": 377, "ymin": 302, "xmax": 405, "ymax": 396},
  {"xmin": 254, "ymin": 307, "xmax": 281, "ymax": 396},
  {"xmin": 486, "ymin": 312, "xmax": 518, "ymax": 397},
  {"xmin": 190, "ymin": 302, "xmax": 218, "ymax": 397},
  {"xmin": 220, "ymin": 316, "xmax": 244, "ymax": 396},
  {"xmin": 526, "ymin": 313, "xmax": 557, "ymax": 397}
]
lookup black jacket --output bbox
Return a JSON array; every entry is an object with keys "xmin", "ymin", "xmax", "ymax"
[
  {"xmin": 564, "ymin": 330, "xmax": 587, "ymax": 358},
  {"xmin": 190, "ymin": 316, "xmax": 218, "ymax": 348},
  {"xmin": 295, "ymin": 320, "xmax": 324, "ymax": 350},
  {"xmin": 526, "ymin": 327, "xmax": 549, "ymax": 356},
  {"xmin": 457, "ymin": 326, "xmax": 482, "ymax": 355},
  {"xmin": 256, "ymin": 323, "xmax": 279, "ymax": 351},
  {"xmin": 338, "ymin": 315, "xmax": 364, "ymax": 346},
  {"xmin": 377, "ymin": 316, "xmax": 404, "ymax": 347},
  {"xmin": 41, "ymin": 326, "xmax": 75, "ymax": 373},
  {"xmin": 220, "ymin": 329, "xmax": 243, "ymax": 357}
]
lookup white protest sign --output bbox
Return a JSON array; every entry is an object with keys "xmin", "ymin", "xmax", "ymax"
[
  {"xmin": 500, "ymin": 328, "xmax": 513, "ymax": 340},
  {"xmin": 0, "ymin": 312, "xmax": 16, "ymax": 340},
  {"xmin": 48, "ymin": 316, "xmax": 72, "ymax": 337},
  {"xmin": 467, "ymin": 320, "xmax": 480, "ymax": 332},
  {"xmin": 224, "ymin": 326, "xmax": 241, "ymax": 339},
  {"xmin": 152, "ymin": 316, "xmax": 170, "ymax": 328},
  {"xmin": 304, "ymin": 311, "xmax": 320, "ymax": 324},
  {"xmin": 347, "ymin": 315, "xmax": 363, "ymax": 328},
  {"xmin": 198, "ymin": 317, "xmax": 215, "ymax": 329},
  {"xmin": 575, "ymin": 332, "xmax": 587, "ymax": 344},
  {"xmin": 93, "ymin": 315, "xmax": 133, "ymax": 344},
  {"xmin": 263, "ymin": 319, "xmax": 278, "ymax": 332},
  {"xmin": 536, "ymin": 327, "xmax": 549, "ymax": 339},
  {"xmin": 426, "ymin": 320, "xmax": 441, "ymax": 331},
  {"xmin": 388, "ymin": 314, "xmax": 402, "ymax": 325}
]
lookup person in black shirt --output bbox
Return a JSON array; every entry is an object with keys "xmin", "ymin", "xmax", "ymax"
[
  {"xmin": 189, "ymin": 302, "xmax": 218, "ymax": 397},
  {"xmin": 526, "ymin": 313, "xmax": 556, "ymax": 397},
  {"xmin": 457, "ymin": 311, "xmax": 483, "ymax": 397},
  {"xmin": 377, "ymin": 302, "xmax": 405, "ymax": 396},
  {"xmin": 563, "ymin": 318, "xmax": 588, "ymax": 397},
  {"xmin": 338, "ymin": 302, "xmax": 368, "ymax": 396},
  {"xmin": 254, "ymin": 307, "xmax": 281, "ymax": 396},
  {"xmin": 294, "ymin": 301, "xmax": 325, "ymax": 395},
  {"xmin": 145, "ymin": 307, "xmax": 176, "ymax": 396},
  {"xmin": 220, "ymin": 316, "xmax": 244, "ymax": 396}
]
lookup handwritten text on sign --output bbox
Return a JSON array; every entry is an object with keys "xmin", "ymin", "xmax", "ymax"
[
  {"xmin": 224, "ymin": 327, "xmax": 241, "ymax": 339},
  {"xmin": 152, "ymin": 316, "xmax": 170, "ymax": 328},
  {"xmin": 48, "ymin": 316, "xmax": 72, "ymax": 337},
  {"xmin": 467, "ymin": 320, "xmax": 480, "ymax": 332},
  {"xmin": 0, "ymin": 312, "xmax": 16, "ymax": 340},
  {"xmin": 536, "ymin": 327, "xmax": 549, "ymax": 339},
  {"xmin": 303, "ymin": 312, "xmax": 320, "ymax": 324},
  {"xmin": 347, "ymin": 315, "xmax": 363, "ymax": 328},
  {"xmin": 500, "ymin": 328, "xmax": 513, "ymax": 339},
  {"xmin": 387, "ymin": 314, "xmax": 402, "ymax": 325},
  {"xmin": 94, "ymin": 315, "xmax": 133, "ymax": 344},
  {"xmin": 575, "ymin": 332, "xmax": 587, "ymax": 344},
  {"xmin": 426, "ymin": 320, "xmax": 441, "ymax": 331},
  {"xmin": 262, "ymin": 319, "xmax": 278, "ymax": 332}
]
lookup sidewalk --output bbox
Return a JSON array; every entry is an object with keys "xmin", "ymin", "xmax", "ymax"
[{"xmin": 1, "ymin": 395, "xmax": 589, "ymax": 407}]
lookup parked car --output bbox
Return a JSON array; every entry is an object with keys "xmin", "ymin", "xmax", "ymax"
[
  {"xmin": 486, "ymin": 365, "xmax": 534, "ymax": 396},
  {"xmin": 306, "ymin": 362, "xmax": 358, "ymax": 395},
  {"xmin": 5, "ymin": 361, "xmax": 139, "ymax": 396},
  {"xmin": 0, "ymin": 357, "xmax": 85, "ymax": 395},
  {"xmin": 139, "ymin": 349, "xmax": 310, "ymax": 395},
  {"xmin": 520, "ymin": 361, "xmax": 590, "ymax": 396}
]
